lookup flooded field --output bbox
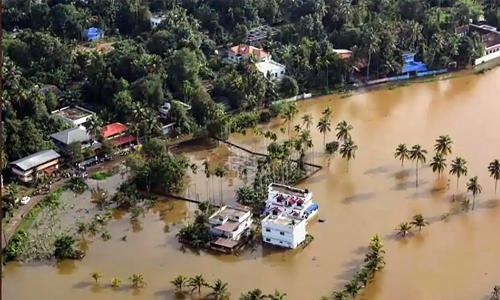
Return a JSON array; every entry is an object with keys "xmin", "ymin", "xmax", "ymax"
[{"xmin": 3, "ymin": 68, "xmax": 500, "ymax": 300}]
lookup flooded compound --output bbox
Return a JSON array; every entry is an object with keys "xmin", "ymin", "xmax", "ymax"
[{"xmin": 3, "ymin": 68, "xmax": 500, "ymax": 300}]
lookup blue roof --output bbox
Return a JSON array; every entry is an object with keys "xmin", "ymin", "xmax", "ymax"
[
  {"xmin": 305, "ymin": 203, "xmax": 319, "ymax": 214},
  {"xmin": 83, "ymin": 27, "xmax": 103, "ymax": 41},
  {"xmin": 401, "ymin": 53, "xmax": 427, "ymax": 73}
]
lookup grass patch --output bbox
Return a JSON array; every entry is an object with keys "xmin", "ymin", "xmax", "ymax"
[{"xmin": 90, "ymin": 171, "xmax": 112, "ymax": 180}]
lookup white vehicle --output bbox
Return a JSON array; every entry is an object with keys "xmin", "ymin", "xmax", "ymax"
[{"xmin": 20, "ymin": 196, "xmax": 31, "ymax": 205}]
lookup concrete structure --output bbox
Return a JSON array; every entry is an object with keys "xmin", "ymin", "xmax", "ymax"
[
  {"xmin": 261, "ymin": 212, "xmax": 306, "ymax": 249},
  {"xmin": 150, "ymin": 15, "xmax": 166, "ymax": 28},
  {"xmin": 50, "ymin": 127, "xmax": 101, "ymax": 154},
  {"xmin": 51, "ymin": 106, "xmax": 95, "ymax": 128},
  {"xmin": 208, "ymin": 205, "xmax": 253, "ymax": 253},
  {"xmin": 227, "ymin": 44, "xmax": 286, "ymax": 80},
  {"xmin": 100, "ymin": 122, "xmax": 136, "ymax": 148},
  {"xmin": 209, "ymin": 205, "xmax": 253, "ymax": 240},
  {"xmin": 457, "ymin": 23, "xmax": 500, "ymax": 65},
  {"xmin": 255, "ymin": 60, "xmax": 286, "ymax": 80},
  {"xmin": 264, "ymin": 183, "xmax": 318, "ymax": 220},
  {"xmin": 246, "ymin": 25, "xmax": 278, "ymax": 45},
  {"xmin": 9, "ymin": 150, "xmax": 61, "ymax": 183}
]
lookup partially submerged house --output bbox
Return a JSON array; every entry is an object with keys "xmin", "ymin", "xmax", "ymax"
[
  {"xmin": 261, "ymin": 212, "xmax": 307, "ymax": 249},
  {"xmin": 208, "ymin": 205, "xmax": 253, "ymax": 253},
  {"xmin": 226, "ymin": 44, "xmax": 286, "ymax": 80},
  {"xmin": 261, "ymin": 183, "xmax": 318, "ymax": 249},
  {"xmin": 9, "ymin": 150, "xmax": 61, "ymax": 183},
  {"xmin": 51, "ymin": 106, "xmax": 95, "ymax": 128}
]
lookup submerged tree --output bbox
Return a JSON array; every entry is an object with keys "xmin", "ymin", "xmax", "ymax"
[
  {"xmin": 409, "ymin": 144, "xmax": 427, "ymax": 187},
  {"xmin": 339, "ymin": 139, "xmax": 358, "ymax": 169},
  {"xmin": 171, "ymin": 275, "xmax": 187, "ymax": 292},
  {"xmin": 394, "ymin": 144, "xmax": 410, "ymax": 167},
  {"xmin": 188, "ymin": 274, "xmax": 206, "ymax": 294},
  {"xmin": 430, "ymin": 154, "xmax": 447, "ymax": 176},
  {"xmin": 90, "ymin": 272, "xmax": 103, "ymax": 284},
  {"xmin": 434, "ymin": 135, "xmax": 453, "ymax": 156},
  {"xmin": 208, "ymin": 279, "xmax": 229, "ymax": 300},
  {"xmin": 395, "ymin": 222, "xmax": 412, "ymax": 237},
  {"xmin": 488, "ymin": 159, "xmax": 500, "ymax": 195},
  {"xmin": 317, "ymin": 116, "xmax": 332, "ymax": 146},
  {"xmin": 129, "ymin": 273, "xmax": 146, "ymax": 288},
  {"xmin": 410, "ymin": 214, "xmax": 428, "ymax": 231},
  {"xmin": 335, "ymin": 120, "xmax": 353, "ymax": 142},
  {"xmin": 450, "ymin": 157, "xmax": 468, "ymax": 195},
  {"xmin": 466, "ymin": 176, "xmax": 482, "ymax": 210}
]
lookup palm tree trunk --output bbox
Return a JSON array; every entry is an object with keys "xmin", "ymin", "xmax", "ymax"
[
  {"xmin": 495, "ymin": 179, "xmax": 498, "ymax": 195},
  {"xmin": 472, "ymin": 195, "xmax": 475, "ymax": 210},
  {"xmin": 401, "ymin": 157, "xmax": 404, "ymax": 167},
  {"xmin": 415, "ymin": 161, "xmax": 419, "ymax": 187}
]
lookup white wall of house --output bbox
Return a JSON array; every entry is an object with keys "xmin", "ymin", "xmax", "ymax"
[
  {"xmin": 475, "ymin": 47, "xmax": 500, "ymax": 65},
  {"xmin": 255, "ymin": 60, "xmax": 286, "ymax": 80},
  {"xmin": 261, "ymin": 215, "xmax": 306, "ymax": 249}
]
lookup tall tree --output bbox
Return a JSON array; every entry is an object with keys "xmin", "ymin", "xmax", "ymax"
[
  {"xmin": 339, "ymin": 139, "xmax": 358, "ymax": 169},
  {"xmin": 466, "ymin": 176, "xmax": 482, "ymax": 210},
  {"xmin": 434, "ymin": 135, "xmax": 453, "ymax": 156},
  {"xmin": 488, "ymin": 159, "xmax": 500, "ymax": 195},
  {"xmin": 430, "ymin": 154, "xmax": 447, "ymax": 176},
  {"xmin": 394, "ymin": 144, "xmax": 410, "ymax": 167},
  {"xmin": 335, "ymin": 120, "xmax": 353, "ymax": 142},
  {"xmin": 409, "ymin": 144, "xmax": 427, "ymax": 187},
  {"xmin": 450, "ymin": 157, "xmax": 468, "ymax": 194}
]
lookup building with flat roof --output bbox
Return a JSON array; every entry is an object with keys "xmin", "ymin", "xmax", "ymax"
[
  {"xmin": 50, "ymin": 127, "xmax": 101, "ymax": 154},
  {"xmin": 264, "ymin": 183, "xmax": 318, "ymax": 220},
  {"xmin": 208, "ymin": 205, "xmax": 253, "ymax": 253},
  {"xmin": 261, "ymin": 212, "xmax": 306, "ymax": 249},
  {"xmin": 51, "ymin": 106, "xmax": 95, "ymax": 128},
  {"xmin": 9, "ymin": 150, "xmax": 61, "ymax": 182},
  {"xmin": 255, "ymin": 59, "xmax": 286, "ymax": 80}
]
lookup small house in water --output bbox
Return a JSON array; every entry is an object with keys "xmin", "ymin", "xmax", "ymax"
[
  {"xmin": 9, "ymin": 150, "xmax": 61, "ymax": 183},
  {"xmin": 208, "ymin": 205, "xmax": 253, "ymax": 253},
  {"xmin": 261, "ymin": 211, "xmax": 307, "ymax": 249},
  {"xmin": 83, "ymin": 27, "xmax": 104, "ymax": 42}
]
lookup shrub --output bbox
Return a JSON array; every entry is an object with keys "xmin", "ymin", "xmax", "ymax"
[{"xmin": 259, "ymin": 111, "xmax": 272, "ymax": 123}]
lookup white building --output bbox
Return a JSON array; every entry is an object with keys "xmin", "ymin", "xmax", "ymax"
[
  {"xmin": 261, "ymin": 212, "xmax": 306, "ymax": 249},
  {"xmin": 264, "ymin": 183, "xmax": 318, "ymax": 221},
  {"xmin": 208, "ymin": 205, "xmax": 253, "ymax": 252},
  {"xmin": 150, "ymin": 15, "xmax": 166, "ymax": 28},
  {"xmin": 226, "ymin": 44, "xmax": 286, "ymax": 80},
  {"xmin": 255, "ymin": 60, "xmax": 286, "ymax": 80},
  {"xmin": 51, "ymin": 106, "xmax": 95, "ymax": 128}
]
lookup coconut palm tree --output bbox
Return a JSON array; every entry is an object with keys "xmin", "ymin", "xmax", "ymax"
[
  {"xmin": 267, "ymin": 290, "xmax": 287, "ymax": 300},
  {"xmin": 396, "ymin": 222, "xmax": 412, "ymax": 237},
  {"xmin": 322, "ymin": 107, "xmax": 333, "ymax": 121},
  {"xmin": 87, "ymin": 115, "xmax": 103, "ymax": 141},
  {"xmin": 203, "ymin": 161, "xmax": 211, "ymax": 202},
  {"xmin": 239, "ymin": 289, "xmax": 266, "ymax": 300},
  {"xmin": 488, "ymin": 159, "xmax": 500, "ymax": 195},
  {"xmin": 449, "ymin": 157, "xmax": 468, "ymax": 193},
  {"xmin": 332, "ymin": 290, "xmax": 349, "ymax": 300},
  {"xmin": 410, "ymin": 214, "xmax": 428, "ymax": 231},
  {"xmin": 214, "ymin": 166, "xmax": 226, "ymax": 203},
  {"xmin": 281, "ymin": 103, "xmax": 298, "ymax": 137},
  {"xmin": 335, "ymin": 120, "xmax": 353, "ymax": 142},
  {"xmin": 317, "ymin": 116, "xmax": 331, "ymax": 146},
  {"xmin": 491, "ymin": 285, "xmax": 500, "ymax": 300},
  {"xmin": 208, "ymin": 279, "xmax": 229, "ymax": 300},
  {"xmin": 302, "ymin": 114, "xmax": 313, "ymax": 130},
  {"xmin": 466, "ymin": 176, "xmax": 482, "ymax": 210},
  {"xmin": 409, "ymin": 144, "xmax": 427, "ymax": 187},
  {"xmin": 429, "ymin": 154, "xmax": 447, "ymax": 176},
  {"xmin": 344, "ymin": 278, "xmax": 360, "ymax": 298},
  {"xmin": 171, "ymin": 275, "xmax": 187, "ymax": 292},
  {"xmin": 90, "ymin": 272, "xmax": 103, "ymax": 284},
  {"xmin": 187, "ymin": 274, "xmax": 206, "ymax": 294},
  {"xmin": 129, "ymin": 273, "xmax": 145, "ymax": 288},
  {"xmin": 394, "ymin": 144, "xmax": 410, "ymax": 167},
  {"xmin": 434, "ymin": 135, "xmax": 453, "ymax": 156},
  {"xmin": 339, "ymin": 139, "xmax": 358, "ymax": 169},
  {"xmin": 110, "ymin": 277, "xmax": 121, "ymax": 288}
]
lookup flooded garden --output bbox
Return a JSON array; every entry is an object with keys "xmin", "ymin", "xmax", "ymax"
[{"xmin": 3, "ymin": 68, "xmax": 500, "ymax": 300}]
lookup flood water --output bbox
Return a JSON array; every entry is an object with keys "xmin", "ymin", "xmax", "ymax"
[{"xmin": 3, "ymin": 69, "xmax": 500, "ymax": 300}]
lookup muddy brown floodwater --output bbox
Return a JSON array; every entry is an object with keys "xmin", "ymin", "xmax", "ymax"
[{"xmin": 3, "ymin": 69, "xmax": 500, "ymax": 300}]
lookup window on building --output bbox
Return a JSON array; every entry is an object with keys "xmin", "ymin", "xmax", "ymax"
[
  {"xmin": 280, "ymin": 231, "xmax": 285, "ymax": 236},
  {"xmin": 266, "ymin": 238, "xmax": 271, "ymax": 242},
  {"xmin": 265, "ymin": 228, "xmax": 271, "ymax": 232}
]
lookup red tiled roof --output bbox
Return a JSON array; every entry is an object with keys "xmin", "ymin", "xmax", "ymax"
[
  {"xmin": 110, "ymin": 135, "xmax": 136, "ymax": 146},
  {"xmin": 229, "ymin": 44, "xmax": 269, "ymax": 59},
  {"xmin": 101, "ymin": 122, "xmax": 127, "ymax": 138}
]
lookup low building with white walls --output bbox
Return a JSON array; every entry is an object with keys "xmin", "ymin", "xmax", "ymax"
[
  {"xmin": 255, "ymin": 60, "xmax": 286, "ymax": 80},
  {"xmin": 226, "ymin": 44, "xmax": 286, "ymax": 80},
  {"xmin": 264, "ymin": 183, "xmax": 318, "ymax": 220},
  {"xmin": 208, "ymin": 205, "xmax": 253, "ymax": 252},
  {"xmin": 261, "ymin": 212, "xmax": 306, "ymax": 249}
]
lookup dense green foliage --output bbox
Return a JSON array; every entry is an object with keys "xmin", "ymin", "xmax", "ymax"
[{"xmin": 2, "ymin": 0, "xmax": 494, "ymax": 167}]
